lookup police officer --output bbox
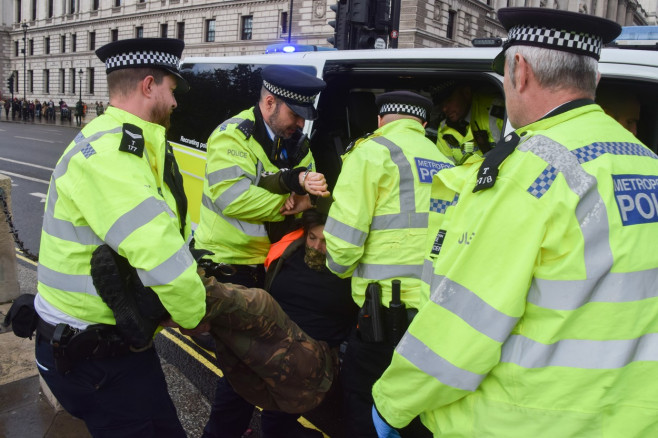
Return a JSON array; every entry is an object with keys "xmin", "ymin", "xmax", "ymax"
[
  {"xmin": 34, "ymin": 38, "xmax": 207, "ymax": 437},
  {"xmin": 373, "ymin": 8, "xmax": 658, "ymax": 437},
  {"xmin": 434, "ymin": 81, "xmax": 505, "ymax": 164},
  {"xmin": 197, "ymin": 65, "xmax": 329, "ymax": 438},
  {"xmin": 324, "ymin": 91, "xmax": 453, "ymax": 437}
]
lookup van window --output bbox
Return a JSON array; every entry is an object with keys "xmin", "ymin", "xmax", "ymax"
[{"xmin": 169, "ymin": 63, "xmax": 318, "ymax": 152}]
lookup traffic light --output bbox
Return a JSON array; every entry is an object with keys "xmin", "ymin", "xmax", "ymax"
[
  {"xmin": 328, "ymin": 1, "xmax": 348, "ymax": 49},
  {"xmin": 7, "ymin": 77, "xmax": 13, "ymax": 94}
]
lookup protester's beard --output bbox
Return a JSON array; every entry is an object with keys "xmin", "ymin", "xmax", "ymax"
[{"xmin": 304, "ymin": 246, "xmax": 328, "ymax": 272}]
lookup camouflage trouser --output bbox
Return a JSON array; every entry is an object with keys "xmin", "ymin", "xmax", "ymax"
[{"xmin": 200, "ymin": 274, "xmax": 337, "ymax": 413}]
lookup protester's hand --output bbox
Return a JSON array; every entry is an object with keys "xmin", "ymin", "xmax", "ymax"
[
  {"xmin": 299, "ymin": 171, "xmax": 330, "ymax": 197},
  {"xmin": 372, "ymin": 405, "xmax": 401, "ymax": 438},
  {"xmin": 280, "ymin": 193, "xmax": 313, "ymax": 215}
]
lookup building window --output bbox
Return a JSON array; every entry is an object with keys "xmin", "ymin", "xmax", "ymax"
[
  {"xmin": 89, "ymin": 31, "xmax": 96, "ymax": 50},
  {"xmin": 61, "ymin": 35, "xmax": 66, "ymax": 53},
  {"xmin": 44, "ymin": 69, "xmax": 50, "ymax": 94},
  {"xmin": 92, "ymin": 0, "xmax": 99, "ymax": 10},
  {"xmin": 114, "ymin": 0, "xmax": 121, "ymax": 7},
  {"xmin": 89, "ymin": 68, "xmax": 95, "ymax": 94},
  {"xmin": 72, "ymin": 34, "xmax": 77, "ymax": 52},
  {"xmin": 31, "ymin": 0, "xmax": 37, "ymax": 20},
  {"xmin": 59, "ymin": 68, "xmax": 65, "ymax": 94},
  {"xmin": 69, "ymin": 0, "xmax": 75, "ymax": 13},
  {"xmin": 177, "ymin": 22, "xmax": 185, "ymax": 40},
  {"xmin": 135, "ymin": 26, "xmax": 143, "ymax": 38},
  {"xmin": 48, "ymin": 0, "xmax": 53, "ymax": 18},
  {"xmin": 15, "ymin": 40, "xmax": 19, "ymax": 57},
  {"xmin": 160, "ymin": 23, "xmax": 168, "ymax": 38},
  {"xmin": 16, "ymin": 0, "xmax": 22, "ymax": 22},
  {"xmin": 111, "ymin": 29, "xmax": 118, "ymax": 41},
  {"xmin": 28, "ymin": 70, "xmax": 33, "ymax": 93},
  {"xmin": 241, "ymin": 15, "xmax": 253, "ymax": 41},
  {"xmin": 45, "ymin": 37, "xmax": 50, "ymax": 54},
  {"xmin": 29, "ymin": 39, "xmax": 34, "ymax": 55},
  {"xmin": 281, "ymin": 12, "xmax": 288, "ymax": 34},
  {"xmin": 206, "ymin": 19, "xmax": 216, "ymax": 42},
  {"xmin": 71, "ymin": 68, "xmax": 76, "ymax": 95},
  {"xmin": 446, "ymin": 9, "xmax": 456, "ymax": 39}
]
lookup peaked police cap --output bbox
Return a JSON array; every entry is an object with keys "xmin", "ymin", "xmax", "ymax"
[
  {"xmin": 96, "ymin": 38, "xmax": 189, "ymax": 93},
  {"xmin": 261, "ymin": 65, "xmax": 326, "ymax": 120},
  {"xmin": 376, "ymin": 91, "xmax": 433, "ymax": 123},
  {"xmin": 492, "ymin": 7, "xmax": 621, "ymax": 75}
]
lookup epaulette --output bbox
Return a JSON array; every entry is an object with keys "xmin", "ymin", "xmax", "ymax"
[
  {"xmin": 236, "ymin": 119, "xmax": 254, "ymax": 140},
  {"xmin": 119, "ymin": 123, "xmax": 144, "ymax": 157},
  {"xmin": 345, "ymin": 132, "xmax": 374, "ymax": 154}
]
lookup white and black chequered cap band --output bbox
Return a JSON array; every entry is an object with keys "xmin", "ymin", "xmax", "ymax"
[
  {"xmin": 105, "ymin": 50, "xmax": 181, "ymax": 72},
  {"xmin": 379, "ymin": 103, "xmax": 427, "ymax": 121},
  {"xmin": 262, "ymin": 79, "xmax": 318, "ymax": 104},
  {"xmin": 507, "ymin": 24, "xmax": 602, "ymax": 59}
]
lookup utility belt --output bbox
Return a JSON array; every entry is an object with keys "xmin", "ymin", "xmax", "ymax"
[
  {"xmin": 357, "ymin": 281, "xmax": 418, "ymax": 346},
  {"xmin": 37, "ymin": 318, "xmax": 132, "ymax": 375}
]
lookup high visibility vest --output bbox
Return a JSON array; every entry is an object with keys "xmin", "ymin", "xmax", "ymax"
[
  {"xmin": 325, "ymin": 118, "xmax": 453, "ymax": 309},
  {"xmin": 373, "ymin": 104, "xmax": 658, "ymax": 437},
  {"xmin": 436, "ymin": 93, "xmax": 504, "ymax": 164},
  {"xmin": 194, "ymin": 107, "xmax": 314, "ymax": 265},
  {"xmin": 36, "ymin": 106, "xmax": 206, "ymax": 329}
]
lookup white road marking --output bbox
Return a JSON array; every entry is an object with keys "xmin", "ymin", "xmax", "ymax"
[
  {"xmin": 0, "ymin": 156, "xmax": 54, "ymax": 171},
  {"xmin": 15, "ymin": 136, "xmax": 56, "ymax": 144},
  {"xmin": 30, "ymin": 192, "xmax": 47, "ymax": 203},
  {"xmin": 0, "ymin": 170, "xmax": 49, "ymax": 184}
]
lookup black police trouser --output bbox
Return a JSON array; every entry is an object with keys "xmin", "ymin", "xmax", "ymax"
[
  {"xmin": 203, "ymin": 263, "xmax": 302, "ymax": 438},
  {"xmin": 35, "ymin": 331, "xmax": 185, "ymax": 438},
  {"xmin": 341, "ymin": 328, "xmax": 432, "ymax": 438}
]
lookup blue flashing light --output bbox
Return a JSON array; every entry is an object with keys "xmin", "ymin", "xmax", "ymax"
[{"xmin": 265, "ymin": 43, "xmax": 337, "ymax": 54}]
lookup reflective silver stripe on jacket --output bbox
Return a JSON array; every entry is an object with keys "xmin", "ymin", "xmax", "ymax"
[
  {"xmin": 38, "ymin": 264, "xmax": 98, "ymax": 296},
  {"xmin": 501, "ymin": 333, "xmax": 658, "ymax": 369},
  {"xmin": 42, "ymin": 128, "xmax": 122, "ymax": 245},
  {"xmin": 206, "ymin": 165, "xmax": 257, "ymax": 187},
  {"xmin": 429, "ymin": 275, "xmax": 519, "ymax": 343},
  {"xmin": 372, "ymin": 137, "xmax": 417, "ymax": 213},
  {"xmin": 217, "ymin": 117, "xmax": 244, "ymax": 132},
  {"xmin": 137, "ymin": 242, "xmax": 195, "ymax": 287},
  {"xmin": 355, "ymin": 263, "xmax": 424, "ymax": 281},
  {"xmin": 370, "ymin": 212, "xmax": 428, "ymax": 231},
  {"xmin": 397, "ymin": 332, "xmax": 485, "ymax": 391},
  {"xmin": 201, "ymin": 194, "xmax": 267, "ymax": 237},
  {"xmin": 324, "ymin": 217, "xmax": 368, "ymax": 247},
  {"xmin": 326, "ymin": 252, "xmax": 350, "ymax": 275},
  {"xmin": 104, "ymin": 197, "xmax": 176, "ymax": 248}
]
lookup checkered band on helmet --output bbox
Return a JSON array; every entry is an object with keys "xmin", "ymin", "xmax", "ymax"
[
  {"xmin": 508, "ymin": 24, "xmax": 602, "ymax": 58},
  {"xmin": 262, "ymin": 80, "xmax": 318, "ymax": 104},
  {"xmin": 105, "ymin": 50, "xmax": 180, "ymax": 71},
  {"xmin": 380, "ymin": 103, "xmax": 427, "ymax": 121}
]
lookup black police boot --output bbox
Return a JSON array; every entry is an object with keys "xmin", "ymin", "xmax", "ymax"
[{"xmin": 90, "ymin": 244, "xmax": 158, "ymax": 351}]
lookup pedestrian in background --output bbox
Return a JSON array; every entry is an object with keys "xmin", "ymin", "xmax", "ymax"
[{"xmin": 373, "ymin": 8, "xmax": 658, "ymax": 437}]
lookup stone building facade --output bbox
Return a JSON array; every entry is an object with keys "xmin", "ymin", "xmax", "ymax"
[{"xmin": 0, "ymin": 0, "xmax": 653, "ymax": 104}]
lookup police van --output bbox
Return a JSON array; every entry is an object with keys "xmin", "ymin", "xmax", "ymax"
[{"xmin": 168, "ymin": 46, "xmax": 658, "ymax": 225}]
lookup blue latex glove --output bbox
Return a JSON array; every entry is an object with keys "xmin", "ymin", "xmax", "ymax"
[{"xmin": 372, "ymin": 405, "xmax": 401, "ymax": 438}]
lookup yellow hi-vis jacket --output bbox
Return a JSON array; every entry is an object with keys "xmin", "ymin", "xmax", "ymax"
[
  {"xmin": 436, "ymin": 93, "xmax": 504, "ymax": 164},
  {"xmin": 36, "ymin": 106, "xmax": 206, "ymax": 329},
  {"xmin": 325, "ymin": 118, "xmax": 453, "ymax": 309},
  {"xmin": 194, "ymin": 107, "xmax": 314, "ymax": 265},
  {"xmin": 373, "ymin": 103, "xmax": 658, "ymax": 437}
]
